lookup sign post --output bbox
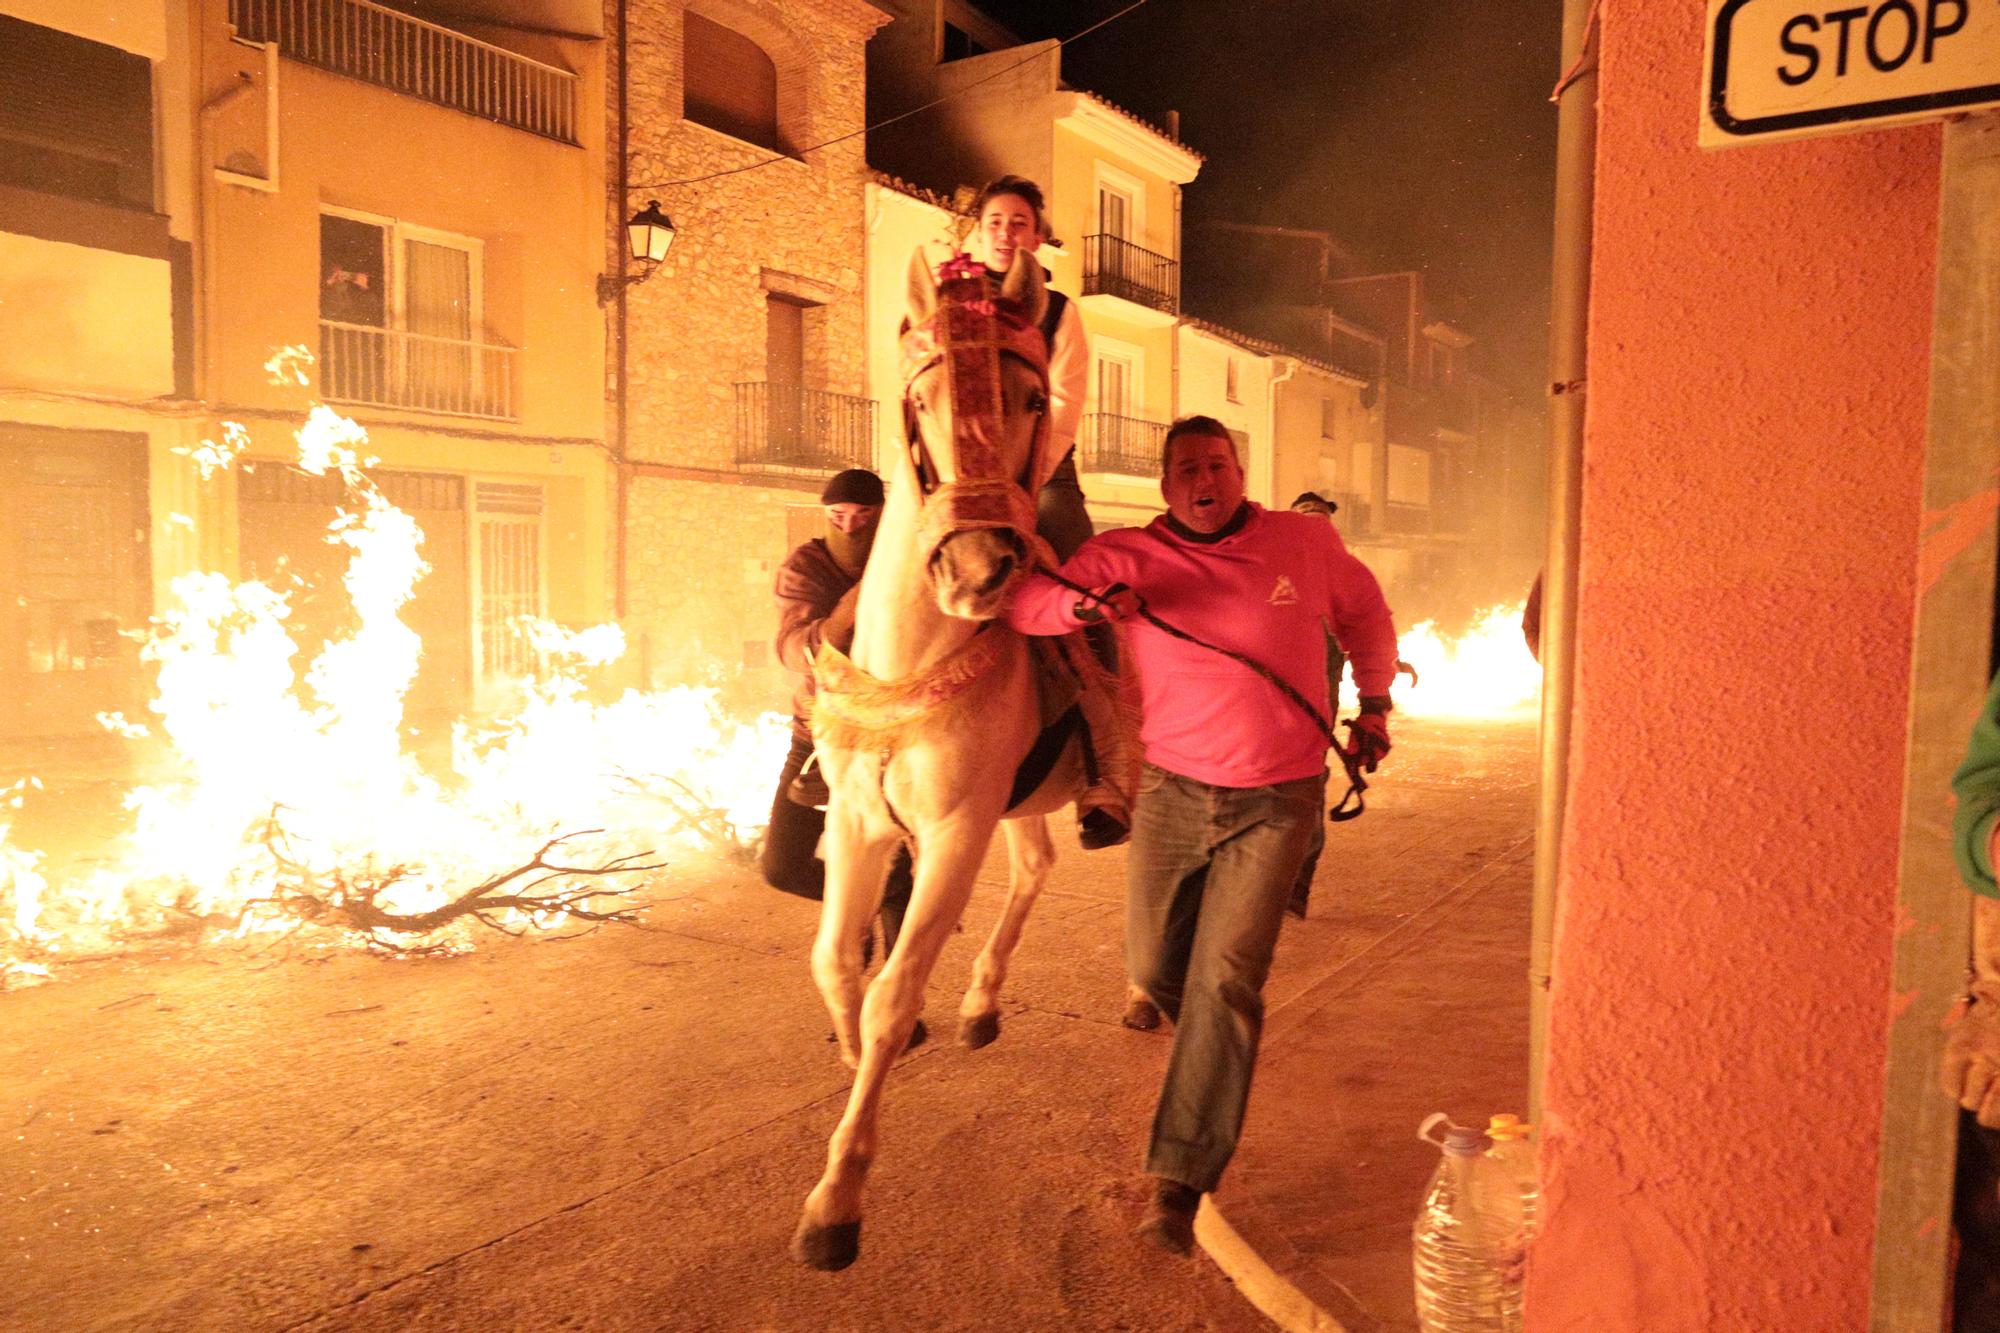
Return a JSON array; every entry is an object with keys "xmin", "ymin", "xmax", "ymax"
[{"xmin": 1703, "ymin": 0, "xmax": 2000, "ymax": 148}]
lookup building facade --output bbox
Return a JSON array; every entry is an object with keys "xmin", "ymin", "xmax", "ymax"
[{"xmin": 610, "ymin": 0, "xmax": 889, "ymax": 693}]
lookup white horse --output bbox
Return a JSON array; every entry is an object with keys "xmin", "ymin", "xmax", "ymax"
[{"xmin": 792, "ymin": 248, "xmax": 1100, "ymax": 1270}]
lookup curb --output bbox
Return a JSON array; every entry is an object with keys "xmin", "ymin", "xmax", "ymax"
[{"xmin": 1195, "ymin": 1197, "xmax": 1353, "ymax": 1333}]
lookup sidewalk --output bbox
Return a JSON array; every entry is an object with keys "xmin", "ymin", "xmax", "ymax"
[{"xmin": 1197, "ymin": 716, "xmax": 1538, "ymax": 1332}]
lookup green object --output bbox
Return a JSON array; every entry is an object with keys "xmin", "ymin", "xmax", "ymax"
[{"xmin": 1952, "ymin": 668, "xmax": 2000, "ymax": 898}]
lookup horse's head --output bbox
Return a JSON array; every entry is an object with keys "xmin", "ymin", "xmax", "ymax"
[{"xmin": 900, "ymin": 247, "xmax": 1053, "ymax": 621}]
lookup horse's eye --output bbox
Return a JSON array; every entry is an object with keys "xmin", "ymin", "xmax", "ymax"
[{"xmin": 1026, "ymin": 391, "xmax": 1048, "ymax": 414}]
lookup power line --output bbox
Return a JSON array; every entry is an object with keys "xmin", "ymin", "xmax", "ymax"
[{"xmin": 624, "ymin": 0, "xmax": 1154, "ymax": 192}]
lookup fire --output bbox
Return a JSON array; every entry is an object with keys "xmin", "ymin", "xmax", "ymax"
[
  {"xmin": 0, "ymin": 392, "xmax": 788, "ymax": 985},
  {"xmin": 1368, "ymin": 601, "xmax": 1542, "ymax": 719}
]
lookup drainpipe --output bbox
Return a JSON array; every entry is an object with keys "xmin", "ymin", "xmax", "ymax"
[
  {"xmin": 1269, "ymin": 355, "xmax": 1299, "ymax": 508},
  {"xmin": 611, "ymin": 0, "xmax": 631, "ymax": 625},
  {"xmin": 1529, "ymin": 0, "xmax": 1600, "ymax": 1123}
]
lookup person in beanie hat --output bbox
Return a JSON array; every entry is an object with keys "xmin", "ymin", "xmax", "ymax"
[
  {"xmin": 1287, "ymin": 490, "xmax": 1343, "ymax": 917},
  {"xmin": 1290, "ymin": 491, "xmax": 1338, "ymax": 518},
  {"xmin": 763, "ymin": 468, "xmax": 915, "ymax": 978}
]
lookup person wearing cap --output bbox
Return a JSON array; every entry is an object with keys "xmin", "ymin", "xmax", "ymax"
[
  {"xmin": 1004, "ymin": 417, "xmax": 1399, "ymax": 1255},
  {"xmin": 1286, "ymin": 491, "xmax": 1345, "ymax": 918},
  {"xmin": 969, "ymin": 175, "xmax": 1092, "ymax": 560},
  {"xmin": 763, "ymin": 468, "xmax": 914, "ymax": 959}
]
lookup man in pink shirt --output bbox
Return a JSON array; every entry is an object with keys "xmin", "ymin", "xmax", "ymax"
[{"xmin": 1005, "ymin": 416, "xmax": 1398, "ymax": 1254}]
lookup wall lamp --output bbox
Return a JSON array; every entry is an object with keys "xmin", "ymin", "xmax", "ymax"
[{"xmin": 597, "ymin": 200, "xmax": 676, "ymax": 305}]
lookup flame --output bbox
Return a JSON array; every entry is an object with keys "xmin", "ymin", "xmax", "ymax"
[
  {"xmin": 1383, "ymin": 601, "xmax": 1543, "ymax": 719},
  {"xmin": 1, "ymin": 399, "xmax": 788, "ymax": 981}
]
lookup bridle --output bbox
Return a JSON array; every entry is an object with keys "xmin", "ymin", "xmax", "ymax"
[{"xmin": 898, "ymin": 255, "xmax": 1058, "ymax": 569}]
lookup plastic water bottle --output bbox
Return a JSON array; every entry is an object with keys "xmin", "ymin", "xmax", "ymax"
[{"xmin": 1412, "ymin": 1113, "xmax": 1525, "ymax": 1333}]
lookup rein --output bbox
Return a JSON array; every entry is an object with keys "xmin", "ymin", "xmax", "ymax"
[{"xmin": 1033, "ymin": 563, "xmax": 1372, "ymax": 822}]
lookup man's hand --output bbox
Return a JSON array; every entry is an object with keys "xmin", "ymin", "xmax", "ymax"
[
  {"xmin": 1343, "ymin": 710, "xmax": 1392, "ymax": 773},
  {"xmin": 1943, "ymin": 989, "xmax": 2000, "ymax": 1129},
  {"xmin": 1074, "ymin": 582, "xmax": 1143, "ymax": 625},
  {"xmin": 821, "ymin": 586, "xmax": 861, "ymax": 654}
]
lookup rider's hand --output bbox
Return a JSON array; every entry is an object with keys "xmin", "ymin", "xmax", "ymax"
[
  {"xmin": 1344, "ymin": 710, "xmax": 1392, "ymax": 773},
  {"xmin": 1073, "ymin": 582, "xmax": 1143, "ymax": 625},
  {"xmin": 821, "ymin": 587, "xmax": 860, "ymax": 654}
]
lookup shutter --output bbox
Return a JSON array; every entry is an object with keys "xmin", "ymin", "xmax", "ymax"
[
  {"xmin": 0, "ymin": 14, "xmax": 152, "ymax": 208},
  {"xmin": 683, "ymin": 12, "xmax": 778, "ymax": 151}
]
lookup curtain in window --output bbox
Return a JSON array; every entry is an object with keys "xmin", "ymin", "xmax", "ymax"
[{"xmin": 404, "ymin": 238, "xmax": 472, "ymax": 411}]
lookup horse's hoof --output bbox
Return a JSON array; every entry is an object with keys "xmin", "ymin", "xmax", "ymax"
[
  {"xmin": 958, "ymin": 1011, "xmax": 1001, "ymax": 1049},
  {"xmin": 1121, "ymin": 997, "xmax": 1163, "ymax": 1032},
  {"xmin": 792, "ymin": 1217, "xmax": 862, "ymax": 1271}
]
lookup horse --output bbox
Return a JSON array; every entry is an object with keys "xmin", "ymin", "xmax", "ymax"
[{"xmin": 791, "ymin": 246, "xmax": 1097, "ymax": 1271}]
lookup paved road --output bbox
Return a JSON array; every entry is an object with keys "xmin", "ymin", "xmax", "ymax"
[{"xmin": 0, "ymin": 715, "xmax": 1536, "ymax": 1332}]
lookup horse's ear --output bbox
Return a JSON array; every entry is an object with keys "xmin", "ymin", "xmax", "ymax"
[
  {"xmin": 1000, "ymin": 247, "xmax": 1048, "ymax": 330},
  {"xmin": 907, "ymin": 247, "xmax": 939, "ymax": 327}
]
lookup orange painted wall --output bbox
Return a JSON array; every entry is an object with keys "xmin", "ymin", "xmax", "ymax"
[{"xmin": 1526, "ymin": 7, "xmax": 1941, "ymax": 1330}]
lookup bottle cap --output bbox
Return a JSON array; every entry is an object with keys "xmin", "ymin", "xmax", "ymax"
[
  {"xmin": 1419, "ymin": 1112, "xmax": 1494, "ymax": 1155},
  {"xmin": 1487, "ymin": 1113, "xmax": 1533, "ymax": 1140}
]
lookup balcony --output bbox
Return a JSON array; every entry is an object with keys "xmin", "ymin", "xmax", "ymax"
[
  {"xmin": 1083, "ymin": 234, "xmax": 1179, "ymax": 315},
  {"xmin": 230, "ymin": 0, "xmax": 578, "ymax": 144},
  {"xmin": 1078, "ymin": 413, "xmax": 1167, "ymax": 478},
  {"xmin": 734, "ymin": 384, "xmax": 875, "ymax": 474},
  {"xmin": 320, "ymin": 320, "xmax": 518, "ymax": 420}
]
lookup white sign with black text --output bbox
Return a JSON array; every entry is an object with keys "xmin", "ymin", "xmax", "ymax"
[{"xmin": 1702, "ymin": 0, "xmax": 2000, "ymax": 147}]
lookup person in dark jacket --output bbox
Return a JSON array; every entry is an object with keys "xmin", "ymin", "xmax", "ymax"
[{"xmin": 761, "ymin": 468, "xmax": 913, "ymax": 959}]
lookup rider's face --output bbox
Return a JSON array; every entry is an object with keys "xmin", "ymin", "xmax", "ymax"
[
  {"xmin": 977, "ymin": 194, "xmax": 1044, "ymax": 274},
  {"xmin": 1161, "ymin": 434, "xmax": 1245, "ymax": 534}
]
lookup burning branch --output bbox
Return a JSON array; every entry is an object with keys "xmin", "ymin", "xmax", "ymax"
[
  {"xmin": 248, "ymin": 815, "xmax": 667, "ymax": 947},
  {"xmin": 612, "ymin": 771, "xmax": 759, "ymax": 863}
]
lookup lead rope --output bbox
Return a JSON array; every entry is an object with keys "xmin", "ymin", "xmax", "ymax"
[{"xmin": 1032, "ymin": 564, "xmax": 1372, "ymax": 822}]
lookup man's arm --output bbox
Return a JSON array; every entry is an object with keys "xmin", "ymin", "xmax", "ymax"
[
  {"xmin": 1047, "ymin": 299, "xmax": 1089, "ymax": 457},
  {"xmin": 1004, "ymin": 536, "xmax": 1124, "ymax": 636},
  {"xmin": 1953, "ymin": 669, "xmax": 2000, "ymax": 898},
  {"xmin": 773, "ymin": 548, "xmax": 846, "ymax": 674},
  {"xmin": 1325, "ymin": 547, "xmax": 1399, "ymax": 704}
]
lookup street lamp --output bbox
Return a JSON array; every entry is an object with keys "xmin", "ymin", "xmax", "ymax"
[{"xmin": 597, "ymin": 200, "xmax": 676, "ymax": 305}]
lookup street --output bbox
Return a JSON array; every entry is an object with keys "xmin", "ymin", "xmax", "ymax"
[{"xmin": 2, "ymin": 714, "xmax": 1536, "ymax": 1333}]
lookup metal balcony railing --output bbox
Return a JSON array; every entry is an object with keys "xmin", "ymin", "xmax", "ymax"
[
  {"xmin": 320, "ymin": 320, "xmax": 518, "ymax": 420},
  {"xmin": 230, "ymin": 0, "xmax": 578, "ymax": 143},
  {"xmin": 734, "ymin": 384, "xmax": 875, "ymax": 473},
  {"xmin": 1078, "ymin": 412, "xmax": 1168, "ymax": 477},
  {"xmin": 1082, "ymin": 234, "xmax": 1179, "ymax": 314}
]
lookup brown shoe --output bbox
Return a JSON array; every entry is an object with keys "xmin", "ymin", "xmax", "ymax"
[{"xmin": 1135, "ymin": 1178, "xmax": 1200, "ymax": 1256}]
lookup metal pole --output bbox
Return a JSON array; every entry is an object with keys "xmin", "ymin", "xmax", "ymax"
[{"xmin": 1528, "ymin": 0, "xmax": 1599, "ymax": 1124}]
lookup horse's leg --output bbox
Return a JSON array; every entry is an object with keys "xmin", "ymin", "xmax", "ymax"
[
  {"xmin": 957, "ymin": 814, "xmax": 1054, "ymax": 1049},
  {"xmin": 810, "ymin": 800, "xmax": 898, "ymax": 1071},
  {"xmin": 795, "ymin": 823, "xmax": 993, "ymax": 1270}
]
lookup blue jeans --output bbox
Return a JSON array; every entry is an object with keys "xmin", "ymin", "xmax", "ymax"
[{"xmin": 1126, "ymin": 762, "xmax": 1324, "ymax": 1192}]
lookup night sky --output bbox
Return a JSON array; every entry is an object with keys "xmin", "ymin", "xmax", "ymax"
[{"xmin": 979, "ymin": 0, "xmax": 1564, "ymax": 396}]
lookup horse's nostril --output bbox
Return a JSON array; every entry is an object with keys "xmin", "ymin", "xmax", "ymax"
[{"xmin": 976, "ymin": 556, "xmax": 1015, "ymax": 596}]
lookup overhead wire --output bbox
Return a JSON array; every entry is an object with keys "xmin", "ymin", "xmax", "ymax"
[{"xmin": 624, "ymin": 0, "xmax": 1155, "ymax": 192}]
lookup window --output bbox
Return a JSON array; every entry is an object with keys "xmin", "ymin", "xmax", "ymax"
[
  {"xmin": 1320, "ymin": 397, "xmax": 1337, "ymax": 439},
  {"xmin": 1225, "ymin": 358, "xmax": 1241, "ymax": 404},
  {"xmin": 1095, "ymin": 353, "xmax": 1133, "ymax": 418},
  {"xmin": 318, "ymin": 210, "xmax": 502, "ymax": 417},
  {"xmin": 941, "ymin": 22, "xmax": 990, "ymax": 62},
  {"xmin": 1097, "ymin": 181, "xmax": 1133, "ymax": 242},
  {"xmin": 684, "ymin": 12, "xmax": 779, "ymax": 151},
  {"xmin": 0, "ymin": 15, "xmax": 153, "ymax": 210}
]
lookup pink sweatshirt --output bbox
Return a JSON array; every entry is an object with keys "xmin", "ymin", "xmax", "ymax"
[{"xmin": 1005, "ymin": 504, "xmax": 1399, "ymax": 788}]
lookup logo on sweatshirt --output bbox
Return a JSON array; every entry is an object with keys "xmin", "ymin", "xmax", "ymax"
[{"xmin": 1268, "ymin": 575, "xmax": 1299, "ymax": 606}]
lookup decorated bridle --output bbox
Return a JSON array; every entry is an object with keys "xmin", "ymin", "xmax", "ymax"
[{"xmin": 898, "ymin": 252, "xmax": 1061, "ymax": 569}]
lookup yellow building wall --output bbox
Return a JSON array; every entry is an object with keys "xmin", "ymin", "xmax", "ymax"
[
  {"xmin": 1175, "ymin": 326, "xmax": 1275, "ymax": 506},
  {"xmin": 1050, "ymin": 123, "xmax": 1179, "ymax": 263},
  {"xmin": 0, "ymin": 233, "xmax": 175, "ymax": 399},
  {"xmin": 863, "ymin": 183, "xmax": 966, "ymax": 464},
  {"xmin": 199, "ymin": 6, "xmax": 607, "ymax": 445}
]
